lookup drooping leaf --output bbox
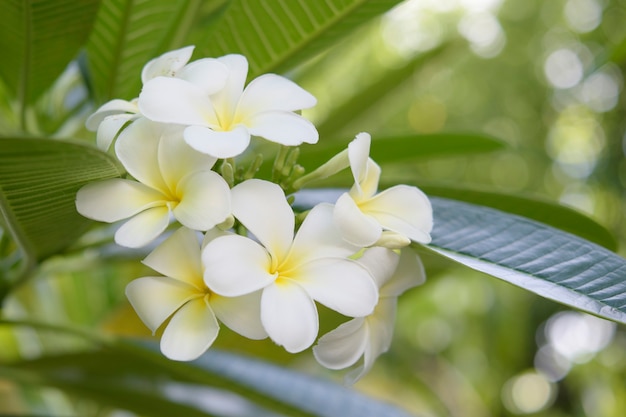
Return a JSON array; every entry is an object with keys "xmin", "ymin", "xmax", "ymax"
[
  {"xmin": 293, "ymin": 189, "xmax": 626, "ymax": 324},
  {"xmin": 5, "ymin": 339, "xmax": 416, "ymax": 417},
  {"xmin": 408, "ymin": 185, "xmax": 618, "ymax": 252},
  {"xmin": 85, "ymin": 0, "xmax": 228, "ymax": 103},
  {"xmin": 0, "ymin": 138, "xmax": 123, "ymax": 263},
  {"xmin": 0, "ymin": 0, "xmax": 100, "ymax": 105},
  {"xmin": 200, "ymin": 0, "xmax": 403, "ymax": 79}
]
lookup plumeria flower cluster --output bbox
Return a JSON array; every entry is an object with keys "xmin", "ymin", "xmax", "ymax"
[{"xmin": 76, "ymin": 46, "xmax": 433, "ymax": 383}]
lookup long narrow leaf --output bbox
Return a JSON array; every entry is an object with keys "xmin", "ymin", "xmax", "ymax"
[
  {"xmin": 200, "ymin": 0, "xmax": 402, "ymax": 78},
  {"xmin": 85, "ymin": 0, "xmax": 227, "ymax": 103},
  {"xmin": 0, "ymin": 0, "xmax": 100, "ymax": 105},
  {"xmin": 293, "ymin": 189, "xmax": 626, "ymax": 324}
]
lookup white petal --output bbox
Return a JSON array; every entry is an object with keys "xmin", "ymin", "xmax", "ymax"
[
  {"xmin": 348, "ymin": 132, "xmax": 371, "ymax": 186},
  {"xmin": 126, "ymin": 276, "xmax": 198, "ymax": 333},
  {"xmin": 114, "ymin": 206, "xmax": 170, "ymax": 248},
  {"xmin": 177, "ymin": 58, "xmax": 229, "ymax": 95},
  {"xmin": 237, "ymin": 74, "xmax": 316, "ymax": 114},
  {"xmin": 142, "ymin": 227, "xmax": 203, "ymax": 288},
  {"xmin": 231, "ymin": 179, "xmax": 294, "ymax": 261},
  {"xmin": 173, "ymin": 170, "xmax": 231, "ymax": 231},
  {"xmin": 261, "ymin": 282, "xmax": 318, "ymax": 353},
  {"xmin": 160, "ymin": 297, "xmax": 219, "ymax": 361},
  {"xmin": 76, "ymin": 179, "xmax": 164, "ymax": 222},
  {"xmin": 246, "ymin": 111, "xmax": 318, "ymax": 146},
  {"xmin": 158, "ymin": 126, "xmax": 217, "ymax": 187},
  {"xmin": 380, "ymin": 248, "xmax": 426, "ymax": 297},
  {"xmin": 357, "ymin": 247, "xmax": 400, "ymax": 290},
  {"xmin": 355, "ymin": 159, "xmax": 381, "ymax": 199},
  {"xmin": 96, "ymin": 114, "xmax": 135, "ymax": 151},
  {"xmin": 141, "ymin": 45, "xmax": 195, "ymax": 83},
  {"xmin": 333, "ymin": 193, "xmax": 381, "ymax": 247},
  {"xmin": 313, "ymin": 318, "xmax": 367, "ymax": 370},
  {"xmin": 202, "ymin": 234, "xmax": 276, "ymax": 297},
  {"xmin": 184, "ymin": 125, "xmax": 250, "ymax": 159},
  {"xmin": 139, "ymin": 77, "xmax": 217, "ymax": 126},
  {"xmin": 212, "ymin": 54, "xmax": 248, "ymax": 115},
  {"xmin": 289, "ymin": 203, "xmax": 358, "ymax": 264},
  {"xmin": 86, "ymin": 99, "xmax": 138, "ymax": 131},
  {"xmin": 211, "ymin": 291, "xmax": 268, "ymax": 340},
  {"xmin": 296, "ymin": 258, "xmax": 378, "ymax": 317},
  {"xmin": 351, "ymin": 298, "xmax": 397, "ymax": 383},
  {"xmin": 362, "ymin": 185, "xmax": 433, "ymax": 243},
  {"xmin": 115, "ymin": 118, "xmax": 169, "ymax": 192}
]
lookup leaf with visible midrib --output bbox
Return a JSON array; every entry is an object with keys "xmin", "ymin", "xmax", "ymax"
[
  {"xmin": 200, "ymin": 0, "xmax": 402, "ymax": 79},
  {"xmin": 0, "ymin": 138, "xmax": 123, "ymax": 262},
  {"xmin": 0, "ymin": 0, "xmax": 100, "ymax": 105},
  {"xmin": 293, "ymin": 189, "xmax": 626, "ymax": 324},
  {"xmin": 85, "ymin": 0, "xmax": 227, "ymax": 103}
]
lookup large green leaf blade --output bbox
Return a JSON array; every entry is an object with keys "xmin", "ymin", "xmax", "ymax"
[
  {"xmin": 200, "ymin": 0, "xmax": 402, "ymax": 78},
  {"xmin": 85, "ymin": 0, "xmax": 226, "ymax": 103},
  {"xmin": 410, "ymin": 185, "xmax": 618, "ymax": 251},
  {"xmin": 0, "ymin": 0, "xmax": 100, "ymax": 104},
  {"xmin": 294, "ymin": 190, "xmax": 626, "ymax": 324},
  {"xmin": 0, "ymin": 138, "xmax": 123, "ymax": 261},
  {"xmin": 428, "ymin": 197, "xmax": 626, "ymax": 323}
]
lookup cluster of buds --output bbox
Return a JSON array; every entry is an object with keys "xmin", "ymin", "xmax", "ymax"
[{"xmin": 76, "ymin": 46, "xmax": 433, "ymax": 383}]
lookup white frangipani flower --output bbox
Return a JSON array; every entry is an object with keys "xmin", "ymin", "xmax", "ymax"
[
  {"xmin": 334, "ymin": 132, "xmax": 433, "ymax": 247},
  {"xmin": 76, "ymin": 118, "xmax": 231, "ymax": 248},
  {"xmin": 313, "ymin": 246, "xmax": 425, "ymax": 383},
  {"xmin": 126, "ymin": 227, "xmax": 267, "ymax": 361},
  {"xmin": 138, "ymin": 54, "xmax": 318, "ymax": 159},
  {"xmin": 86, "ymin": 46, "xmax": 198, "ymax": 151},
  {"xmin": 202, "ymin": 179, "xmax": 378, "ymax": 353}
]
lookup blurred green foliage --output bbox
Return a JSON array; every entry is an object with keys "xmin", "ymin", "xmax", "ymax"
[{"xmin": 1, "ymin": 0, "xmax": 626, "ymax": 416}]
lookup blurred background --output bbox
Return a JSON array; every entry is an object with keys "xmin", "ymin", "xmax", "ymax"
[{"xmin": 1, "ymin": 0, "xmax": 626, "ymax": 416}]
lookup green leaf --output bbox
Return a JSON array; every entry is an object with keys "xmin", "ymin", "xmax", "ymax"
[
  {"xmin": 294, "ymin": 190, "xmax": 626, "ymax": 324},
  {"xmin": 85, "ymin": 0, "xmax": 228, "ymax": 103},
  {"xmin": 410, "ymin": 185, "xmax": 618, "ymax": 252},
  {"xmin": 5, "ymin": 340, "xmax": 416, "ymax": 417},
  {"xmin": 0, "ymin": 0, "xmax": 100, "ymax": 105},
  {"xmin": 200, "ymin": 0, "xmax": 402, "ymax": 79},
  {"xmin": 427, "ymin": 197, "xmax": 626, "ymax": 323},
  {"xmin": 302, "ymin": 133, "xmax": 506, "ymax": 170},
  {"xmin": 0, "ymin": 138, "xmax": 123, "ymax": 263}
]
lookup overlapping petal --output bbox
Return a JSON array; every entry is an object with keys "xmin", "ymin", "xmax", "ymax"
[
  {"xmin": 86, "ymin": 99, "xmax": 139, "ymax": 131},
  {"xmin": 176, "ymin": 58, "xmax": 229, "ymax": 95},
  {"xmin": 333, "ymin": 193, "xmax": 381, "ymax": 247},
  {"xmin": 139, "ymin": 77, "xmax": 218, "ymax": 127},
  {"xmin": 203, "ymin": 234, "xmax": 276, "ymax": 296},
  {"xmin": 157, "ymin": 127, "xmax": 217, "ymax": 187},
  {"xmin": 76, "ymin": 179, "xmax": 164, "ymax": 222},
  {"xmin": 231, "ymin": 179, "xmax": 294, "ymax": 261},
  {"xmin": 381, "ymin": 248, "xmax": 426, "ymax": 297},
  {"xmin": 246, "ymin": 111, "xmax": 318, "ymax": 146},
  {"xmin": 360, "ymin": 185, "xmax": 433, "ymax": 244},
  {"xmin": 96, "ymin": 114, "xmax": 135, "ymax": 151},
  {"xmin": 125, "ymin": 276, "xmax": 198, "ymax": 333},
  {"xmin": 260, "ymin": 281, "xmax": 318, "ymax": 353},
  {"xmin": 142, "ymin": 227, "xmax": 203, "ymax": 287},
  {"xmin": 313, "ymin": 318, "xmax": 367, "ymax": 370},
  {"xmin": 173, "ymin": 171, "xmax": 231, "ymax": 231},
  {"xmin": 115, "ymin": 118, "xmax": 169, "ymax": 192},
  {"xmin": 160, "ymin": 297, "xmax": 220, "ymax": 361},
  {"xmin": 213, "ymin": 54, "xmax": 248, "ymax": 114},
  {"xmin": 183, "ymin": 125, "xmax": 250, "ymax": 159},
  {"xmin": 296, "ymin": 257, "xmax": 378, "ymax": 317},
  {"xmin": 237, "ymin": 74, "xmax": 317, "ymax": 113},
  {"xmin": 114, "ymin": 206, "xmax": 170, "ymax": 248},
  {"xmin": 211, "ymin": 291, "xmax": 267, "ymax": 340},
  {"xmin": 141, "ymin": 45, "xmax": 195, "ymax": 83}
]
